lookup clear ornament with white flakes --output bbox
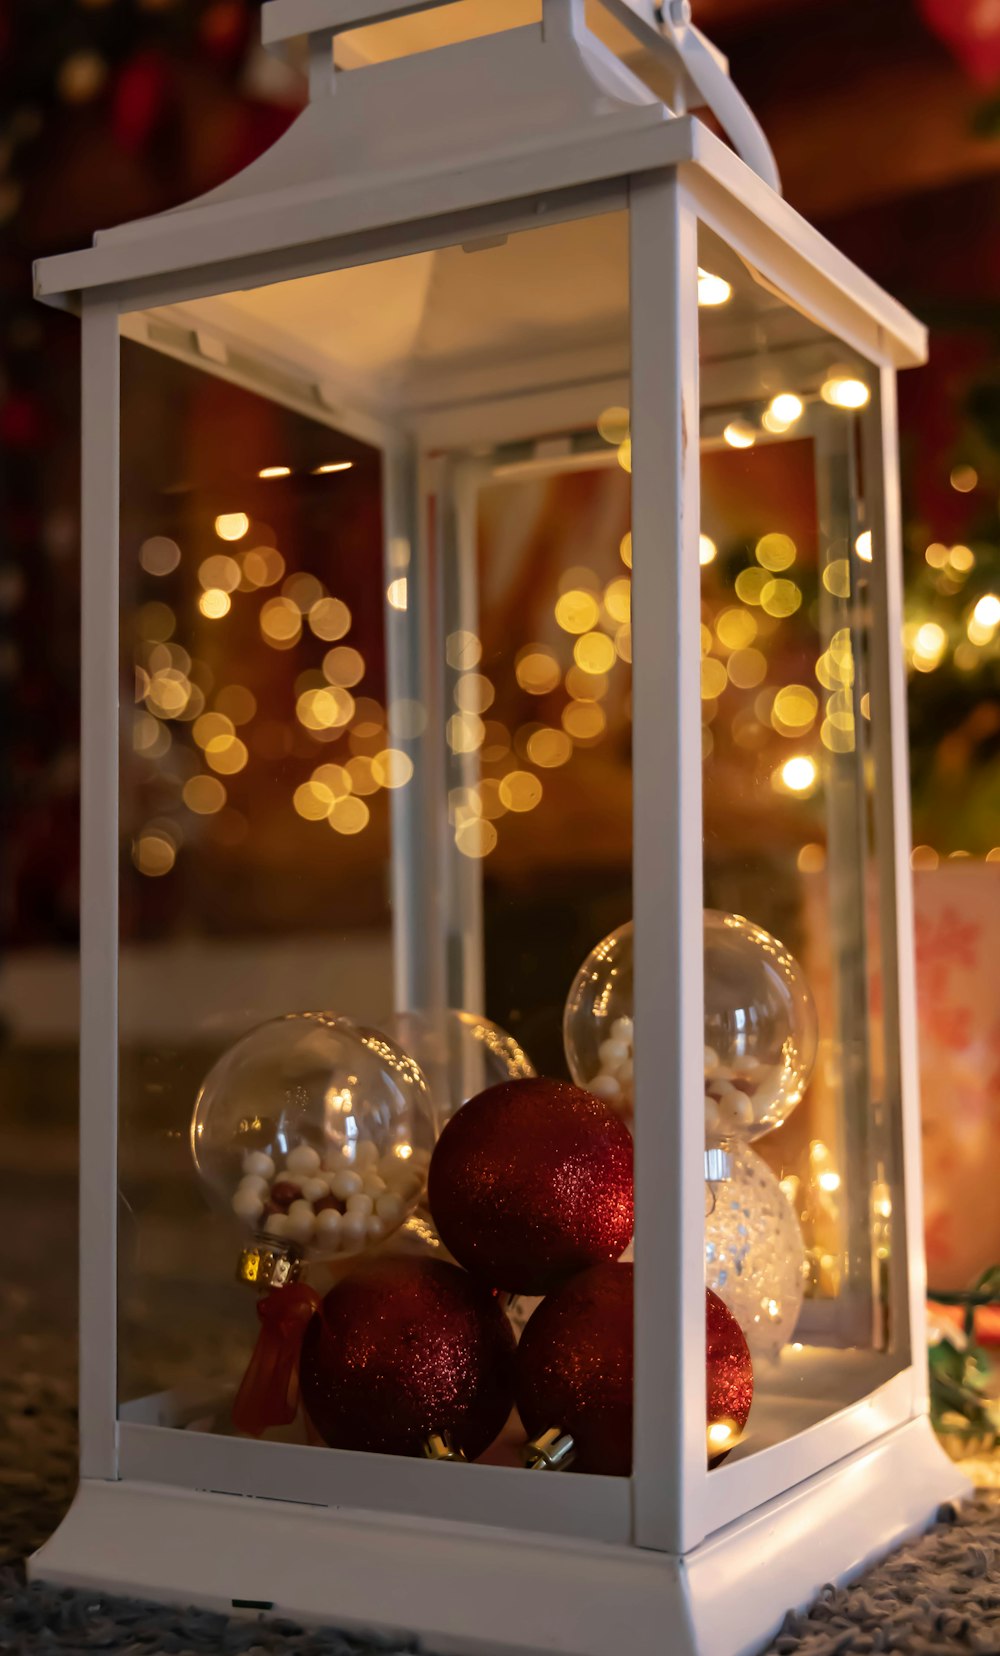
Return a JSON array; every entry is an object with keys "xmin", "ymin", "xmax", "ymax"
[
  {"xmin": 705, "ymin": 1141, "xmax": 808, "ymax": 1361},
  {"xmin": 191, "ymin": 1012, "xmax": 437, "ymax": 1283},
  {"xmin": 563, "ymin": 911, "xmax": 818, "ymax": 1146}
]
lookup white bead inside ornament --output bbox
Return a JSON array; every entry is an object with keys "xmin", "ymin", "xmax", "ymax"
[
  {"xmin": 191, "ymin": 1011, "xmax": 438, "ymax": 1263},
  {"xmin": 563, "ymin": 912, "xmax": 818, "ymax": 1144}
]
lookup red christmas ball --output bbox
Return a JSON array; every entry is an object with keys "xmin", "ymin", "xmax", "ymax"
[
  {"xmin": 427, "ymin": 1078, "xmax": 633, "ymax": 1295},
  {"xmin": 516, "ymin": 1262, "xmax": 632, "ymax": 1476},
  {"xmin": 300, "ymin": 1256, "xmax": 515, "ymax": 1461},
  {"xmin": 515, "ymin": 1271, "xmax": 754, "ymax": 1476},
  {"xmin": 706, "ymin": 1287, "xmax": 753, "ymax": 1466}
]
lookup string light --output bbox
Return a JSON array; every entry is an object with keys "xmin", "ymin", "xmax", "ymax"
[
  {"xmin": 258, "ymin": 465, "xmax": 291, "ymax": 479},
  {"xmin": 314, "ymin": 461, "xmax": 353, "ymax": 475}
]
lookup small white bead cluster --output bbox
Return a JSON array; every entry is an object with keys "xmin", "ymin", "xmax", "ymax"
[
  {"xmin": 703, "ymin": 1048, "xmax": 761, "ymax": 1136},
  {"xmin": 587, "ymin": 1026, "xmax": 769, "ymax": 1139},
  {"xmin": 585, "ymin": 1017, "xmax": 635, "ymax": 1114},
  {"xmin": 231, "ymin": 1140, "xmax": 427, "ymax": 1255}
]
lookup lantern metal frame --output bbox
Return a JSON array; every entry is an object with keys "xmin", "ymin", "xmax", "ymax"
[{"xmin": 32, "ymin": 4, "xmax": 966, "ymax": 1652}]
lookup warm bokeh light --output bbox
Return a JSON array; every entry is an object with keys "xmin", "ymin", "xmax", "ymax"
[
  {"xmin": 515, "ymin": 645, "xmax": 561, "ymax": 695},
  {"xmin": 620, "ymin": 532, "xmax": 632, "ymax": 569},
  {"xmin": 760, "ymin": 578, "xmax": 802, "ymax": 618},
  {"xmin": 454, "ymin": 673, "xmax": 495, "ymax": 714},
  {"xmin": 855, "ymin": 531, "xmax": 873, "ymax": 562},
  {"xmin": 911, "ymin": 845, "xmax": 940, "ymax": 870},
  {"xmin": 762, "ymin": 392, "xmax": 804, "ymax": 433},
  {"xmin": 723, "ymin": 420, "xmax": 756, "ymax": 449},
  {"xmin": 603, "ymin": 578, "xmax": 631, "ymax": 624},
  {"xmin": 132, "ymin": 832, "xmax": 176, "ymax": 877},
  {"xmin": 755, "ymin": 532, "xmax": 796, "ymax": 572},
  {"xmin": 777, "ymin": 754, "xmax": 818, "ymax": 794},
  {"xmin": 701, "ymin": 658, "xmax": 728, "ymax": 700},
  {"xmin": 372, "ymin": 748, "xmax": 413, "ymax": 789},
  {"xmin": 323, "ymin": 646, "xmax": 365, "ymax": 688},
  {"xmin": 260, "ymin": 596, "xmax": 302, "ymax": 648},
  {"xmin": 499, "ymin": 770, "xmax": 543, "ymax": 812},
  {"xmin": 911, "ymin": 621, "xmax": 947, "ymax": 671},
  {"xmin": 822, "ymin": 559, "xmax": 851, "ymax": 598},
  {"xmin": 139, "ymin": 536, "xmax": 181, "ymax": 576},
  {"xmin": 455, "ymin": 818, "xmax": 498, "ymax": 859},
  {"xmin": 699, "ymin": 534, "xmax": 717, "ymax": 566},
  {"xmin": 214, "ymin": 512, "xmax": 250, "ymax": 541},
  {"xmin": 821, "ymin": 375, "xmax": 870, "ymax": 410},
  {"xmin": 734, "ymin": 567, "xmax": 769, "ymax": 606},
  {"xmin": 797, "ymin": 842, "xmax": 826, "ymax": 873},
  {"xmin": 258, "ymin": 465, "xmax": 291, "ymax": 479},
  {"xmin": 447, "ymin": 712, "xmax": 486, "ymax": 753},
  {"xmin": 526, "ymin": 727, "xmax": 573, "ymax": 768},
  {"xmin": 697, "ymin": 268, "xmax": 732, "ymax": 307},
  {"xmin": 727, "ymin": 647, "xmax": 767, "ymax": 688},
  {"xmin": 314, "ymin": 461, "xmax": 354, "ymax": 475},
  {"xmin": 597, "ymin": 406, "xmax": 630, "ymax": 445},
  {"xmin": 182, "ymin": 775, "xmax": 227, "ymax": 815},
  {"xmin": 573, "ymin": 631, "xmax": 616, "ymax": 675},
  {"xmin": 329, "ymin": 796, "xmax": 370, "ymax": 835},
  {"xmin": 198, "ymin": 588, "xmax": 231, "ymax": 619},
  {"xmin": 555, "ymin": 589, "xmax": 601, "ymax": 634},
  {"xmin": 950, "ymin": 464, "xmax": 977, "ymax": 493},
  {"xmin": 205, "ymin": 735, "xmax": 249, "ymax": 774},
  {"xmin": 446, "ymin": 630, "xmax": 482, "ymax": 670},
  {"xmin": 715, "ymin": 607, "xmax": 756, "ymax": 650},
  {"xmin": 561, "ymin": 701, "xmax": 606, "ymax": 742},
  {"xmin": 297, "ymin": 685, "xmax": 354, "ymax": 731},
  {"xmin": 772, "ymin": 685, "xmax": 818, "ymax": 735},
  {"xmin": 973, "ymin": 593, "xmax": 1000, "ymax": 629},
  {"xmin": 301, "ymin": 595, "xmax": 348, "ymax": 641},
  {"xmin": 386, "ymin": 578, "xmax": 408, "ymax": 611}
]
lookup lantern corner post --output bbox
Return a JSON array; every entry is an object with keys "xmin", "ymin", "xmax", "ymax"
[{"xmin": 628, "ymin": 168, "xmax": 708, "ymax": 1559}]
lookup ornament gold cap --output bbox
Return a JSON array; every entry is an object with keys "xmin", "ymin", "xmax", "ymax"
[
  {"xmin": 523, "ymin": 1427, "xmax": 576, "ymax": 1471},
  {"xmin": 423, "ymin": 1432, "xmax": 467, "ymax": 1463},
  {"xmin": 237, "ymin": 1237, "xmax": 302, "ymax": 1288}
]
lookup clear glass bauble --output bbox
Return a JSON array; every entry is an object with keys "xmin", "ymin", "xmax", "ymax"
[
  {"xmin": 383, "ymin": 1008, "xmax": 535, "ymax": 1125},
  {"xmin": 563, "ymin": 911, "xmax": 817, "ymax": 1143},
  {"xmin": 703, "ymin": 909, "xmax": 818, "ymax": 1141},
  {"xmin": 191, "ymin": 1012, "xmax": 437, "ymax": 1262},
  {"xmin": 705, "ymin": 1141, "xmax": 808, "ymax": 1362}
]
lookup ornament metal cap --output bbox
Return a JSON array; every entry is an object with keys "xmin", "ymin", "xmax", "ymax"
[
  {"xmin": 523, "ymin": 1427, "xmax": 576, "ymax": 1471},
  {"xmin": 237, "ymin": 1237, "xmax": 302, "ymax": 1288},
  {"xmin": 704, "ymin": 1146, "xmax": 733, "ymax": 1182},
  {"xmin": 422, "ymin": 1432, "xmax": 468, "ymax": 1463}
]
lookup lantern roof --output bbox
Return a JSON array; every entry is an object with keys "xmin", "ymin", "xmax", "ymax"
[{"xmin": 34, "ymin": 0, "xmax": 926, "ymax": 370}]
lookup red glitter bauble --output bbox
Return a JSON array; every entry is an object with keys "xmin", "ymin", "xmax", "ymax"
[
  {"xmin": 516, "ymin": 1273, "xmax": 754, "ymax": 1476},
  {"xmin": 516, "ymin": 1262, "xmax": 633, "ymax": 1476},
  {"xmin": 300, "ymin": 1257, "xmax": 515, "ymax": 1461},
  {"xmin": 706, "ymin": 1287, "xmax": 754, "ymax": 1466},
  {"xmin": 427, "ymin": 1078, "xmax": 633, "ymax": 1295}
]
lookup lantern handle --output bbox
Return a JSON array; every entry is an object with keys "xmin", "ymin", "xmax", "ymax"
[{"xmin": 602, "ymin": 0, "xmax": 782, "ymax": 194}]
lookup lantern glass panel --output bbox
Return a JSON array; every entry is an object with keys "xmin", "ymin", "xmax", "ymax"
[
  {"xmin": 117, "ymin": 337, "xmax": 396, "ymax": 1408},
  {"xmin": 115, "ymin": 204, "xmax": 637, "ymax": 1475},
  {"xmin": 697, "ymin": 220, "xmax": 909, "ymax": 1458}
]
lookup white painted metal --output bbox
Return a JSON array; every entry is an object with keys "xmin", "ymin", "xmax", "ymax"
[
  {"xmin": 32, "ymin": 1419, "xmax": 964, "ymax": 1656},
  {"xmin": 629, "ymin": 173, "xmax": 707, "ymax": 1556},
  {"xmin": 864, "ymin": 368, "xmax": 932, "ymax": 1412},
  {"xmin": 77, "ymin": 296, "xmax": 121, "ymax": 1484}
]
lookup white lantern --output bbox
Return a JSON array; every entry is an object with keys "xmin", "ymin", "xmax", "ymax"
[{"xmin": 32, "ymin": 3, "xmax": 966, "ymax": 1652}]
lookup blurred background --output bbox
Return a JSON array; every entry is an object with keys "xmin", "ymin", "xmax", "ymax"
[{"xmin": 1, "ymin": 0, "xmax": 999, "ymax": 1527}]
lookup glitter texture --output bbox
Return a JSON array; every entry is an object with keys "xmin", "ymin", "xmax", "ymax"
[
  {"xmin": 707, "ymin": 1286, "xmax": 754, "ymax": 1464},
  {"xmin": 516, "ymin": 1262, "xmax": 633, "ymax": 1476},
  {"xmin": 706, "ymin": 1141, "xmax": 807, "ymax": 1361},
  {"xmin": 427, "ymin": 1078, "xmax": 634, "ymax": 1295},
  {"xmin": 300, "ymin": 1257, "xmax": 515, "ymax": 1461}
]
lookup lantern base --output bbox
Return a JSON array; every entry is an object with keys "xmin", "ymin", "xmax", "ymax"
[{"xmin": 30, "ymin": 1418, "xmax": 966, "ymax": 1656}]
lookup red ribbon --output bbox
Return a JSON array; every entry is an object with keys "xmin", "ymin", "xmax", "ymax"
[{"xmin": 232, "ymin": 1282, "xmax": 321, "ymax": 1438}]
